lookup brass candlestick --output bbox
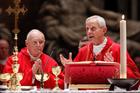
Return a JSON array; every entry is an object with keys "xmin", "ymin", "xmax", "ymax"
[{"xmin": 5, "ymin": 0, "xmax": 27, "ymax": 90}]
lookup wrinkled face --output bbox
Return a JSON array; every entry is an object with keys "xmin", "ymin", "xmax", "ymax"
[
  {"xmin": 0, "ymin": 39, "xmax": 9, "ymax": 60},
  {"xmin": 26, "ymin": 33, "xmax": 45, "ymax": 57},
  {"xmin": 86, "ymin": 19, "xmax": 106, "ymax": 45}
]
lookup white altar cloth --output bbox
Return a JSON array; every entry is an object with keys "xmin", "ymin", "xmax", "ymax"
[{"xmin": 0, "ymin": 85, "xmax": 140, "ymax": 93}]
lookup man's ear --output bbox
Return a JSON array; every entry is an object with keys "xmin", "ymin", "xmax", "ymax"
[
  {"xmin": 103, "ymin": 27, "xmax": 107, "ymax": 33},
  {"xmin": 44, "ymin": 40, "xmax": 47, "ymax": 46}
]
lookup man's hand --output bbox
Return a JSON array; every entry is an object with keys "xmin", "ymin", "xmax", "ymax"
[
  {"xmin": 59, "ymin": 52, "xmax": 72, "ymax": 66},
  {"xmin": 32, "ymin": 59, "xmax": 43, "ymax": 75},
  {"xmin": 104, "ymin": 51, "xmax": 114, "ymax": 62}
]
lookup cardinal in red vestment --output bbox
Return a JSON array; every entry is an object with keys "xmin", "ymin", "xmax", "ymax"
[
  {"xmin": 3, "ymin": 29, "xmax": 64, "ymax": 89},
  {"xmin": 60, "ymin": 15, "xmax": 140, "ymax": 80}
]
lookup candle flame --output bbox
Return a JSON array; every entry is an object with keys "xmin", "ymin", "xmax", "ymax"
[{"xmin": 122, "ymin": 15, "xmax": 125, "ymax": 20}]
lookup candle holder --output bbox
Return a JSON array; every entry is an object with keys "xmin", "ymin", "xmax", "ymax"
[{"xmin": 108, "ymin": 78, "xmax": 139, "ymax": 91}]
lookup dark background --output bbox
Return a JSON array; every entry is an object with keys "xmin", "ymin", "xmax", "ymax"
[{"xmin": 0, "ymin": 0, "xmax": 140, "ymax": 68}]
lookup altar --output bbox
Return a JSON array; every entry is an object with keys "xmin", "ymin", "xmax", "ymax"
[{"xmin": 0, "ymin": 61, "xmax": 139, "ymax": 92}]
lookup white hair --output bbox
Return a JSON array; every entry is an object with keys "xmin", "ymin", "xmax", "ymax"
[
  {"xmin": 86, "ymin": 15, "xmax": 106, "ymax": 28},
  {"xmin": 26, "ymin": 29, "xmax": 45, "ymax": 41}
]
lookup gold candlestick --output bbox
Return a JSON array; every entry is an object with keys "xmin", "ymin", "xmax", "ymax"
[{"xmin": 0, "ymin": 0, "xmax": 27, "ymax": 91}]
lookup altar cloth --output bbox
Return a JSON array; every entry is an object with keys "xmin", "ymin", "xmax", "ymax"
[{"xmin": 65, "ymin": 61, "xmax": 120, "ymax": 84}]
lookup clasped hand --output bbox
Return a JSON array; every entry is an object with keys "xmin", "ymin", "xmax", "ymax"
[{"xmin": 32, "ymin": 59, "xmax": 43, "ymax": 75}]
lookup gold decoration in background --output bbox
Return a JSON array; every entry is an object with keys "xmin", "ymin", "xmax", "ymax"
[
  {"xmin": 0, "ymin": 0, "xmax": 27, "ymax": 91},
  {"xmin": 6, "ymin": 0, "xmax": 27, "ymax": 50},
  {"xmin": 6, "ymin": 0, "xmax": 27, "ymax": 34}
]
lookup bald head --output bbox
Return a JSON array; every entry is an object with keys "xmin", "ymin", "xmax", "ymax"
[{"xmin": 26, "ymin": 29, "xmax": 45, "ymax": 41}]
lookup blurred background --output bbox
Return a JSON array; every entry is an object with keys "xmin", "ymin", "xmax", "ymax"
[{"xmin": 0, "ymin": 0, "xmax": 140, "ymax": 69}]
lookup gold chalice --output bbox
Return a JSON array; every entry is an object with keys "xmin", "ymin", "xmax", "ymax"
[
  {"xmin": 52, "ymin": 66, "xmax": 61, "ymax": 90},
  {"xmin": 0, "ymin": 62, "xmax": 23, "ymax": 90},
  {"xmin": 0, "ymin": 73, "xmax": 11, "ymax": 81},
  {"xmin": 35, "ymin": 73, "xmax": 49, "ymax": 88},
  {"xmin": 7, "ymin": 73, "xmax": 23, "ymax": 90}
]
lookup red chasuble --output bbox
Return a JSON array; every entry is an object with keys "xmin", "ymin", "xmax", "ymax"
[
  {"xmin": 74, "ymin": 37, "xmax": 140, "ymax": 79},
  {"xmin": 0, "ymin": 64, "xmax": 4, "ymax": 73},
  {"xmin": 3, "ymin": 47, "xmax": 64, "ymax": 89}
]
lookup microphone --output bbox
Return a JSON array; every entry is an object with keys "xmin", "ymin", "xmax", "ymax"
[
  {"xmin": 40, "ymin": 48, "xmax": 56, "ymax": 88},
  {"xmin": 44, "ymin": 48, "xmax": 56, "ymax": 67}
]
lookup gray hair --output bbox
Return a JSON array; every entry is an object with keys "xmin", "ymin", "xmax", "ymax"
[{"xmin": 86, "ymin": 15, "xmax": 106, "ymax": 28}]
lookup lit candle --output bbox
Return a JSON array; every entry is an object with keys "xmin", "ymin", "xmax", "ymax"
[{"xmin": 120, "ymin": 15, "xmax": 127, "ymax": 78}]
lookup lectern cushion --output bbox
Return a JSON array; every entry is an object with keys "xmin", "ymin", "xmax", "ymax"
[{"xmin": 65, "ymin": 62, "xmax": 119, "ymax": 84}]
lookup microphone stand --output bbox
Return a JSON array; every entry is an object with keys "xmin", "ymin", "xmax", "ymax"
[{"xmin": 40, "ymin": 72, "xmax": 44, "ymax": 88}]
